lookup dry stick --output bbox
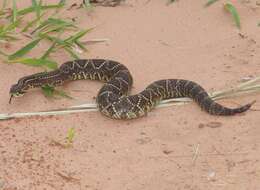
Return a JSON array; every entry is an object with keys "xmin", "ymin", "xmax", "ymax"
[{"xmin": 192, "ymin": 143, "xmax": 200, "ymax": 166}]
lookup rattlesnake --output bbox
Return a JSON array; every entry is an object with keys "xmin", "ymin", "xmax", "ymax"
[{"xmin": 9, "ymin": 59, "xmax": 254, "ymax": 119}]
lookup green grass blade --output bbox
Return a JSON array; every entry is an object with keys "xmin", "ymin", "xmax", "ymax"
[
  {"xmin": 224, "ymin": 3, "xmax": 241, "ymax": 29},
  {"xmin": 30, "ymin": 18, "xmax": 53, "ymax": 34},
  {"xmin": 0, "ymin": 34, "xmax": 18, "ymax": 41},
  {"xmin": 40, "ymin": 34, "xmax": 80, "ymax": 59},
  {"xmin": 31, "ymin": 0, "xmax": 41, "ymax": 24},
  {"xmin": 8, "ymin": 58, "xmax": 58, "ymax": 69},
  {"xmin": 0, "ymin": 50, "xmax": 8, "ymax": 57},
  {"xmin": 55, "ymin": 0, "xmax": 66, "ymax": 12},
  {"xmin": 16, "ymin": 4, "xmax": 64, "ymax": 17},
  {"xmin": 74, "ymin": 40, "xmax": 87, "ymax": 51},
  {"xmin": 31, "ymin": 17, "xmax": 77, "ymax": 34},
  {"xmin": 41, "ymin": 30, "xmax": 64, "ymax": 59},
  {"xmin": 2, "ymin": 0, "xmax": 7, "ymax": 9},
  {"xmin": 5, "ymin": 19, "xmax": 20, "ymax": 31},
  {"xmin": 41, "ymin": 34, "xmax": 72, "ymax": 48},
  {"xmin": 12, "ymin": 0, "xmax": 17, "ymax": 24},
  {"xmin": 65, "ymin": 28, "xmax": 93, "ymax": 43},
  {"xmin": 8, "ymin": 38, "xmax": 42, "ymax": 60},
  {"xmin": 0, "ymin": 20, "xmax": 20, "ymax": 41},
  {"xmin": 64, "ymin": 46, "xmax": 80, "ymax": 59},
  {"xmin": 41, "ymin": 40, "xmax": 58, "ymax": 59},
  {"xmin": 38, "ymin": 24, "xmax": 75, "ymax": 35},
  {"xmin": 22, "ymin": 12, "xmax": 46, "ymax": 32},
  {"xmin": 205, "ymin": 0, "xmax": 219, "ymax": 7}
]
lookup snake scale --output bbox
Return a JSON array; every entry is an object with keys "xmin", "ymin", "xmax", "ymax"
[{"xmin": 9, "ymin": 59, "xmax": 254, "ymax": 119}]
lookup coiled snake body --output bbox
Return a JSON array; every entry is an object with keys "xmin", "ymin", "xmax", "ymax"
[{"xmin": 10, "ymin": 59, "xmax": 254, "ymax": 119}]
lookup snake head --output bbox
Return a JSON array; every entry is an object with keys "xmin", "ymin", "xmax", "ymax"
[{"xmin": 9, "ymin": 83, "xmax": 26, "ymax": 104}]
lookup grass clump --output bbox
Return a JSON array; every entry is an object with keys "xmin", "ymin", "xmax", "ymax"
[{"xmin": 0, "ymin": 0, "xmax": 96, "ymax": 99}]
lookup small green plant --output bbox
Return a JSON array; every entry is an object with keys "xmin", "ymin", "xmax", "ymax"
[
  {"xmin": 224, "ymin": 3, "xmax": 240, "ymax": 29},
  {"xmin": 66, "ymin": 127, "xmax": 75, "ymax": 146},
  {"xmin": 41, "ymin": 84, "xmax": 73, "ymax": 99},
  {"xmin": 205, "ymin": 1, "xmax": 241, "ymax": 29}
]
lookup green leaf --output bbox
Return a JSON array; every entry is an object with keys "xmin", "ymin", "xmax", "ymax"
[
  {"xmin": 8, "ymin": 38, "xmax": 42, "ymax": 60},
  {"xmin": 205, "ymin": 0, "xmax": 219, "ymax": 7},
  {"xmin": 224, "ymin": 3, "xmax": 241, "ymax": 29},
  {"xmin": 41, "ymin": 84, "xmax": 55, "ymax": 97},
  {"xmin": 8, "ymin": 58, "xmax": 58, "ymax": 69}
]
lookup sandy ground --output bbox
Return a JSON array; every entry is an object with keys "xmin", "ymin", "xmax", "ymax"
[{"xmin": 1, "ymin": 0, "xmax": 260, "ymax": 189}]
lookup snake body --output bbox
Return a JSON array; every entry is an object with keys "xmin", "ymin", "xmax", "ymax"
[{"xmin": 9, "ymin": 59, "xmax": 254, "ymax": 119}]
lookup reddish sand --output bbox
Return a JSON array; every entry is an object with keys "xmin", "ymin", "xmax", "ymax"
[{"xmin": 1, "ymin": 0, "xmax": 260, "ymax": 189}]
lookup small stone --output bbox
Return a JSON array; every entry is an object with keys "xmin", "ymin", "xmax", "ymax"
[
  {"xmin": 198, "ymin": 123, "xmax": 205, "ymax": 128},
  {"xmin": 163, "ymin": 150, "xmax": 173, "ymax": 155},
  {"xmin": 206, "ymin": 122, "xmax": 222, "ymax": 128},
  {"xmin": 207, "ymin": 170, "xmax": 216, "ymax": 181}
]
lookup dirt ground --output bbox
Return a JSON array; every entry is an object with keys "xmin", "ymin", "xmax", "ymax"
[{"xmin": 1, "ymin": 0, "xmax": 260, "ymax": 189}]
